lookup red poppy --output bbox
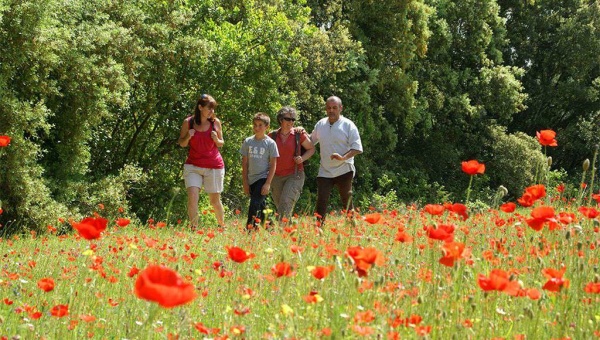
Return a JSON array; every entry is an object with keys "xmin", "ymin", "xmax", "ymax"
[
  {"xmin": 449, "ymin": 203, "xmax": 468, "ymax": 220},
  {"xmin": 461, "ymin": 160, "xmax": 485, "ymax": 175},
  {"xmin": 526, "ymin": 206, "xmax": 555, "ymax": 231},
  {"xmin": 50, "ymin": 304, "xmax": 69, "ymax": 317},
  {"xmin": 439, "ymin": 241, "xmax": 465, "ymax": 267},
  {"xmin": 311, "ymin": 266, "xmax": 334, "ymax": 280},
  {"xmin": 0, "ymin": 135, "xmax": 11, "ymax": 147},
  {"xmin": 194, "ymin": 322, "xmax": 221, "ymax": 335},
  {"xmin": 346, "ymin": 246, "xmax": 385, "ymax": 277},
  {"xmin": 536, "ymin": 129, "xmax": 558, "ymax": 146},
  {"xmin": 395, "ymin": 231, "xmax": 413, "ymax": 243},
  {"xmin": 80, "ymin": 314, "xmax": 96, "ymax": 322},
  {"xmin": 226, "ymin": 246, "xmax": 254, "ymax": 263},
  {"xmin": 557, "ymin": 183, "xmax": 565, "ymax": 193},
  {"xmin": 134, "ymin": 265, "xmax": 197, "ymax": 308},
  {"xmin": 526, "ymin": 184, "xmax": 546, "ymax": 199},
  {"xmin": 271, "ymin": 262, "xmax": 293, "ymax": 277},
  {"xmin": 303, "ymin": 291, "xmax": 321, "ymax": 303},
  {"xmin": 542, "ymin": 267, "xmax": 569, "ymax": 292},
  {"xmin": 518, "ymin": 184, "xmax": 546, "ymax": 207},
  {"xmin": 426, "ymin": 224, "xmax": 455, "ymax": 242},
  {"xmin": 424, "ymin": 204, "xmax": 445, "ymax": 216},
  {"xmin": 556, "ymin": 212, "xmax": 576, "ymax": 225},
  {"xmin": 517, "ymin": 193, "xmax": 535, "ymax": 207},
  {"xmin": 585, "ymin": 282, "xmax": 600, "ymax": 294},
  {"xmin": 71, "ymin": 217, "xmax": 108, "ymax": 240},
  {"xmin": 500, "ymin": 202, "xmax": 516, "ymax": 213},
  {"xmin": 116, "ymin": 218, "xmax": 130, "ymax": 227},
  {"xmin": 353, "ymin": 309, "xmax": 376, "ymax": 323},
  {"xmin": 477, "ymin": 269, "xmax": 521, "ymax": 296},
  {"xmin": 128, "ymin": 265, "xmax": 140, "ymax": 277},
  {"xmin": 526, "ymin": 288, "xmax": 541, "ymax": 300},
  {"xmin": 37, "ymin": 278, "xmax": 55, "ymax": 292},
  {"xmin": 363, "ymin": 212, "xmax": 382, "ymax": 224},
  {"xmin": 415, "ymin": 325, "xmax": 432, "ymax": 336},
  {"xmin": 578, "ymin": 206, "xmax": 600, "ymax": 219},
  {"xmin": 290, "ymin": 244, "xmax": 304, "ymax": 254}
]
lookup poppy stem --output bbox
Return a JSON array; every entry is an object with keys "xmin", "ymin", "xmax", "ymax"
[
  {"xmin": 465, "ymin": 175, "xmax": 474, "ymax": 205},
  {"xmin": 587, "ymin": 145, "xmax": 598, "ymax": 206},
  {"xmin": 130, "ymin": 304, "xmax": 161, "ymax": 339}
]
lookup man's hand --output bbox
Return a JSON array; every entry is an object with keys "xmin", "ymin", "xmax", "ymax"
[
  {"xmin": 243, "ymin": 183, "xmax": 250, "ymax": 196},
  {"xmin": 294, "ymin": 126, "xmax": 306, "ymax": 134},
  {"xmin": 330, "ymin": 153, "xmax": 345, "ymax": 161}
]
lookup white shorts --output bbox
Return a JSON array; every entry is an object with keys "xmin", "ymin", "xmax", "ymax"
[{"xmin": 183, "ymin": 164, "xmax": 225, "ymax": 193}]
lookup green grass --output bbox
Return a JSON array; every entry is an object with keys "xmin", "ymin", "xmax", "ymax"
[{"xmin": 1, "ymin": 202, "xmax": 600, "ymax": 339}]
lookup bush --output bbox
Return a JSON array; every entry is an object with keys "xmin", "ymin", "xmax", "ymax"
[{"xmin": 485, "ymin": 125, "xmax": 547, "ymax": 199}]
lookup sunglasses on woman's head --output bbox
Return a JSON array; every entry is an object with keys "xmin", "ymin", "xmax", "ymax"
[{"xmin": 283, "ymin": 117, "xmax": 296, "ymax": 122}]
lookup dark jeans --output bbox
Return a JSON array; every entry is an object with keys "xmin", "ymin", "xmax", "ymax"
[
  {"xmin": 246, "ymin": 177, "xmax": 267, "ymax": 229},
  {"xmin": 316, "ymin": 171, "xmax": 354, "ymax": 221}
]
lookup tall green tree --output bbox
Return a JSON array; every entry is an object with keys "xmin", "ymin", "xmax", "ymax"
[
  {"xmin": 305, "ymin": 0, "xmax": 433, "ymax": 204},
  {"xmin": 499, "ymin": 0, "xmax": 600, "ymax": 173},
  {"xmin": 402, "ymin": 0, "xmax": 530, "ymax": 201}
]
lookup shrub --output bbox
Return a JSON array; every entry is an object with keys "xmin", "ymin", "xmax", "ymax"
[{"xmin": 485, "ymin": 125, "xmax": 546, "ymax": 198}]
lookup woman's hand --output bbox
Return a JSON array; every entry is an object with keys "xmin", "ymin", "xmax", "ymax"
[
  {"xmin": 211, "ymin": 130, "xmax": 218, "ymax": 141},
  {"xmin": 294, "ymin": 156, "xmax": 303, "ymax": 164},
  {"xmin": 188, "ymin": 129, "xmax": 196, "ymax": 138}
]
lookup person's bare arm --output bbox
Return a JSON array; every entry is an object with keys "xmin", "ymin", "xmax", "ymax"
[
  {"xmin": 211, "ymin": 119, "xmax": 224, "ymax": 147},
  {"xmin": 330, "ymin": 149, "xmax": 362, "ymax": 161},
  {"xmin": 262, "ymin": 157, "xmax": 277, "ymax": 196},
  {"xmin": 178, "ymin": 119, "xmax": 194, "ymax": 147},
  {"xmin": 242, "ymin": 156, "xmax": 250, "ymax": 195}
]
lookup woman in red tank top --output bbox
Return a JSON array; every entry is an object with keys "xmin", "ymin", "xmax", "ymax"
[{"xmin": 178, "ymin": 94, "xmax": 225, "ymax": 229}]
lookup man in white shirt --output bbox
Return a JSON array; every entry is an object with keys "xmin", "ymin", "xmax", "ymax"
[{"xmin": 311, "ymin": 96, "xmax": 363, "ymax": 224}]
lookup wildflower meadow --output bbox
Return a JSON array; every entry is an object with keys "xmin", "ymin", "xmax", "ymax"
[{"xmin": 2, "ymin": 131, "xmax": 600, "ymax": 339}]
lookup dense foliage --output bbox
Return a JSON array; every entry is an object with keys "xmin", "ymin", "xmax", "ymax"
[{"xmin": 0, "ymin": 0, "xmax": 599, "ymax": 231}]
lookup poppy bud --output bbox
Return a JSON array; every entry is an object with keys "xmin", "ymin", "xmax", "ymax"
[
  {"xmin": 565, "ymin": 231, "xmax": 570, "ymax": 240},
  {"xmin": 498, "ymin": 185, "xmax": 508, "ymax": 197},
  {"xmin": 547, "ymin": 156, "xmax": 553, "ymax": 167},
  {"xmin": 578, "ymin": 242, "xmax": 583, "ymax": 250},
  {"xmin": 584, "ymin": 159, "xmax": 590, "ymax": 171}
]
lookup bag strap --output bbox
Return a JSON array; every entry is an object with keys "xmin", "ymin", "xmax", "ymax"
[
  {"xmin": 295, "ymin": 131, "xmax": 301, "ymax": 157},
  {"xmin": 269, "ymin": 130, "xmax": 278, "ymax": 141}
]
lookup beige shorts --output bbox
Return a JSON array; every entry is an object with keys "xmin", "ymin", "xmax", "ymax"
[{"xmin": 183, "ymin": 164, "xmax": 224, "ymax": 193}]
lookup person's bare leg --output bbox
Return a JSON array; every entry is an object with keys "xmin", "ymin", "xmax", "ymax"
[
  {"xmin": 187, "ymin": 187, "xmax": 200, "ymax": 228},
  {"xmin": 209, "ymin": 192, "xmax": 225, "ymax": 227}
]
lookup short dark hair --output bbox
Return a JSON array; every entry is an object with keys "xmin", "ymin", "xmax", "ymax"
[
  {"xmin": 276, "ymin": 106, "xmax": 297, "ymax": 125},
  {"xmin": 253, "ymin": 112, "xmax": 271, "ymax": 126}
]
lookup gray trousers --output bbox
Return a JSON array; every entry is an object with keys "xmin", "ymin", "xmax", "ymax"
[{"xmin": 271, "ymin": 172, "xmax": 305, "ymax": 219}]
